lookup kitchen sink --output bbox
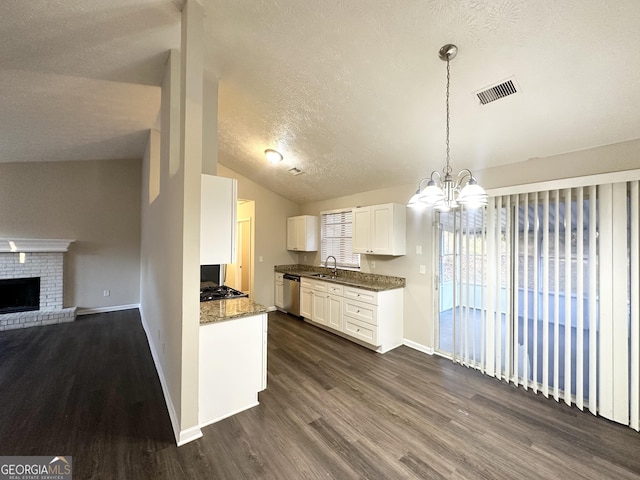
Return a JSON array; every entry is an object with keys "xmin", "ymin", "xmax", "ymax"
[{"xmin": 311, "ymin": 273, "xmax": 338, "ymax": 280}]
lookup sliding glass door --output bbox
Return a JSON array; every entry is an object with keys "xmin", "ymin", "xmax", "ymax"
[
  {"xmin": 513, "ymin": 190, "xmax": 596, "ymax": 405},
  {"xmin": 436, "ymin": 208, "xmax": 487, "ymax": 369},
  {"xmin": 434, "ymin": 179, "xmax": 640, "ymax": 431}
]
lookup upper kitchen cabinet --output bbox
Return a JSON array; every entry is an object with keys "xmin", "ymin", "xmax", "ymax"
[
  {"xmin": 352, "ymin": 203, "xmax": 406, "ymax": 256},
  {"xmin": 201, "ymin": 175, "xmax": 238, "ymax": 264},
  {"xmin": 287, "ymin": 215, "xmax": 318, "ymax": 251}
]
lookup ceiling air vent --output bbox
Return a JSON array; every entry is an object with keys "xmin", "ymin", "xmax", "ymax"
[
  {"xmin": 287, "ymin": 167, "xmax": 303, "ymax": 176},
  {"xmin": 475, "ymin": 76, "xmax": 519, "ymax": 105}
]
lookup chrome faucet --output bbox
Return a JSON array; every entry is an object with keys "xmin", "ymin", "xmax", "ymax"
[{"xmin": 325, "ymin": 255, "xmax": 338, "ymax": 276}]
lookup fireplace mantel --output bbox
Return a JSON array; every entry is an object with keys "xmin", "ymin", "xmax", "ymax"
[{"xmin": 0, "ymin": 239, "xmax": 75, "ymax": 253}]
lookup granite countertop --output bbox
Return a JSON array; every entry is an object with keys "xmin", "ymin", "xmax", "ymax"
[
  {"xmin": 274, "ymin": 264, "xmax": 405, "ymax": 292},
  {"xmin": 200, "ymin": 297, "xmax": 268, "ymax": 325}
]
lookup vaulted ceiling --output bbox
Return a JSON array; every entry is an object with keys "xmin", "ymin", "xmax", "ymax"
[{"xmin": 2, "ymin": 1, "xmax": 640, "ymax": 203}]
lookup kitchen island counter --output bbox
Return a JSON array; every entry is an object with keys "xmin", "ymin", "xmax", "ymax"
[
  {"xmin": 199, "ymin": 299, "xmax": 268, "ymax": 428},
  {"xmin": 200, "ymin": 297, "xmax": 268, "ymax": 325}
]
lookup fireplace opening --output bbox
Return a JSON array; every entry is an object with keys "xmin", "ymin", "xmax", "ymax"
[{"xmin": 0, "ymin": 277, "xmax": 40, "ymax": 314}]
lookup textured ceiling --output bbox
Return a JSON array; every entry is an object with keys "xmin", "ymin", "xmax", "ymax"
[
  {"xmin": 2, "ymin": 1, "xmax": 640, "ymax": 203},
  {"xmin": 0, "ymin": 0, "xmax": 179, "ymax": 163},
  {"xmin": 207, "ymin": 0, "xmax": 640, "ymax": 202}
]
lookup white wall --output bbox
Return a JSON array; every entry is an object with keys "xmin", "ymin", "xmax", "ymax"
[
  {"xmin": 0, "ymin": 159, "xmax": 141, "ymax": 310},
  {"xmin": 139, "ymin": 0, "xmax": 207, "ymax": 447},
  {"xmin": 217, "ymin": 164, "xmax": 300, "ymax": 307},
  {"xmin": 477, "ymin": 138, "xmax": 640, "ymax": 190},
  {"xmin": 140, "ymin": 49, "xmax": 188, "ymax": 445}
]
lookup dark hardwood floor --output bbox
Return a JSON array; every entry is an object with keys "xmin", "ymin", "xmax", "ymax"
[{"xmin": 1, "ymin": 309, "xmax": 639, "ymax": 479}]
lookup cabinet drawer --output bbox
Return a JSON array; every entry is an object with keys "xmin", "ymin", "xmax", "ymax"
[
  {"xmin": 343, "ymin": 298, "xmax": 377, "ymax": 326},
  {"xmin": 275, "ymin": 272, "xmax": 284, "ymax": 282},
  {"xmin": 301, "ymin": 278, "xmax": 328, "ymax": 292},
  {"xmin": 343, "ymin": 286, "xmax": 377, "ymax": 305},
  {"xmin": 344, "ymin": 317, "xmax": 379, "ymax": 346},
  {"xmin": 327, "ymin": 283, "xmax": 343, "ymax": 296}
]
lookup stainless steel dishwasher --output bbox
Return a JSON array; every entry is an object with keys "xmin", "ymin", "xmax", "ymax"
[{"xmin": 283, "ymin": 273, "xmax": 301, "ymax": 316}]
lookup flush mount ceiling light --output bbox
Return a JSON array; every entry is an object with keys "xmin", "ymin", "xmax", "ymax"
[
  {"xmin": 408, "ymin": 44, "xmax": 488, "ymax": 212},
  {"xmin": 264, "ymin": 148, "xmax": 283, "ymax": 164}
]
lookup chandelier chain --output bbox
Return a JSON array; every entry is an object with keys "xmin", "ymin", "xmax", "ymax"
[
  {"xmin": 444, "ymin": 58, "xmax": 452, "ymax": 176},
  {"xmin": 407, "ymin": 44, "xmax": 488, "ymax": 210}
]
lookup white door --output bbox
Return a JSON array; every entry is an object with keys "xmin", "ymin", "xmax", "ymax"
[{"xmin": 237, "ymin": 218, "xmax": 252, "ymax": 295}]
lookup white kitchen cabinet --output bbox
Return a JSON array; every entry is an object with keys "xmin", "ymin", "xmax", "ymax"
[
  {"xmin": 199, "ymin": 313, "xmax": 267, "ymax": 427},
  {"xmin": 352, "ymin": 203, "xmax": 406, "ymax": 255},
  {"xmin": 300, "ymin": 278, "xmax": 329, "ymax": 325},
  {"xmin": 327, "ymin": 294, "xmax": 343, "ymax": 331},
  {"xmin": 301, "ymin": 277, "xmax": 404, "ymax": 353},
  {"xmin": 201, "ymin": 175, "xmax": 238, "ymax": 265},
  {"xmin": 300, "ymin": 285, "xmax": 314, "ymax": 319},
  {"xmin": 326, "ymin": 283, "xmax": 343, "ymax": 331},
  {"xmin": 312, "ymin": 291, "xmax": 329, "ymax": 325},
  {"xmin": 341, "ymin": 285, "xmax": 403, "ymax": 352},
  {"xmin": 287, "ymin": 215, "xmax": 319, "ymax": 251},
  {"xmin": 274, "ymin": 273, "xmax": 284, "ymax": 309}
]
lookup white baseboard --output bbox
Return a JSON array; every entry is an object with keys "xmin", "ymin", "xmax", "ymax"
[
  {"xmin": 77, "ymin": 304, "xmax": 140, "ymax": 316},
  {"xmin": 266, "ymin": 306, "xmax": 277, "ymax": 312},
  {"xmin": 403, "ymin": 338, "xmax": 434, "ymax": 355},
  {"xmin": 199, "ymin": 401, "xmax": 259, "ymax": 430},
  {"xmin": 139, "ymin": 307, "xmax": 202, "ymax": 447},
  {"xmin": 177, "ymin": 426, "xmax": 204, "ymax": 447}
]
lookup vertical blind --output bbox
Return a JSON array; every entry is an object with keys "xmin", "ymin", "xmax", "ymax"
[
  {"xmin": 320, "ymin": 209, "xmax": 360, "ymax": 268},
  {"xmin": 442, "ymin": 180, "xmax": 640, "ymax": 431}
]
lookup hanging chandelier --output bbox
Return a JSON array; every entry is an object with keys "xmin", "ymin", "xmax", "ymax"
[{"xmin": 408, "ymin": 44, "xmax": 487, "ymax": 212}]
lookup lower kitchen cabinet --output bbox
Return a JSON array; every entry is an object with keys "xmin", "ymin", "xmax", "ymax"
[
  {"xmin": 300, "ymin": 278, "xmax": 403, "ymax": 353},
  {"xmin": 300, "ymin": 278, "xmax": 329, "ymax": 325},
  {"xmin": 327, "ymin": 294, "xmax": 343, "ymax": 331},
  {"xmin": 300, "ymin": 285, "xmax": 313, "ymax": 319},
  {"xmin": 312, "ymin": 290, "xmax": 329, "ymax": 325},
  {"xmin": 274, "ymin": 272, "xmax": 284, "ymax": 309},
  {"xmin": 199, "ymin": 313, "xmax": 267, "ymax": 427},
  {"xmin": 344, "ymin": 317, "xmax": 377, "ymax": 345}
]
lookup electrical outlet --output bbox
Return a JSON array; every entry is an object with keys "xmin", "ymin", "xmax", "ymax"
[
  {"xmin": 103, "ymin": 289, "xmax": 110, "ymax": 297},
  {"xmin": 259, "ymin": 256, "xmax": 264, "ymax": 262},
  {"xmin": 371, "ymin": 261, "xmax": 376, "ymax": 269},
  {"xmin": 419, "ymin": 265, "xmax": 426, "ymax": 274},
  {"xmin": 416, "ymin": 245, "xmax": 423, "ymax": 255}
]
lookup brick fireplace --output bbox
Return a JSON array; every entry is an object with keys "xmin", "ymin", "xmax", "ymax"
[{"xmin": 0, "ymin": 239, "xmax": 77, "ymax": 331}]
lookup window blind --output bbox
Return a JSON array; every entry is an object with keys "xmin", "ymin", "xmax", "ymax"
[
  {"xmin": 437, "ymin": 179, "xmax": 640, "ymax": 432},
  {"xmin": 320, "ymin": 209, "xmax": 360, "ymax": 269}
]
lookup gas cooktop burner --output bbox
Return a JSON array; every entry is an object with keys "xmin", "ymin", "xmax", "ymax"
[{"xmin": 200, "ymin": 285, "xmax": 248, "ymax": 302}]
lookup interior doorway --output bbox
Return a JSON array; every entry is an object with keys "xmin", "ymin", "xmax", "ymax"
[{"xmin": 227, "ymin": 200, "xmax": 255, "ymax": 297}]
